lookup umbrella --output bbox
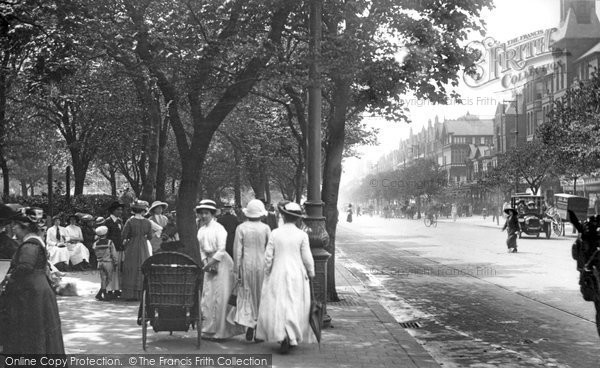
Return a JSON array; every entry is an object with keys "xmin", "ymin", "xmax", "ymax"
[{"xmin": 309, "ymin": 279, "xmax": 323, "ymax": 349}]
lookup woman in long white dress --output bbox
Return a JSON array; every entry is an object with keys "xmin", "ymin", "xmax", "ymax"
[
  {"xmin": 255, "ymin": 201, "xmax": 316, "ymax": 353},
  {"xmin": 232, "ymin": 199, "xmax": 271, "ymax": 341},
  {"xmin": 62, "ymin": 215, "xmax": 90, "ymax": 270},
  {"xmin": 45, "ymin": 216, "xmax": 70, "ymax": 269},
  {"xmin": 196, "ymin": 199, "xmax": 243, "ymax": 340}
]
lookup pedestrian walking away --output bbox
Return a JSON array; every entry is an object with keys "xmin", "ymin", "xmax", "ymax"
[
  {"xmin": 502, "ymin": 207, "xmax": 519, "ymax": 253},
  {"xmin": 230, "ymin": 199, "xmax": 271, "ymax": 342},
  {"xmin": 120, "ymin": 200, "xmax": 153, "ymax": 301},
  {"xmin": 255, "ymin": 201, "xmax": 316, "ymax": 354}
]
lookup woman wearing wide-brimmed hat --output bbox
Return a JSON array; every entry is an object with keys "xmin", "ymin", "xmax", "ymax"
[
  {"xmin": 502, "ymin": 208, "xmax": 519, "ymax": 253},
  {"xmin": 120, "ymin": 200, "xmax": 153, "ymax": 300},
  {"xmin": 255, "ymin": 201, "xmax": 316, "ymax": 353},
  {"xmin": 230, "ymin": 199, "xmax": 271, "ymax": 341},
  {"xmin": 196, "ymin": 199, "xmax": 244, "ymax": 340},
  {"xmin": 146, "ymin": 201, "xmax": 168, "ymax": 253},
  {"xmin": 1, "ymin": 207, "xmax": 65, "ymax": 354}
]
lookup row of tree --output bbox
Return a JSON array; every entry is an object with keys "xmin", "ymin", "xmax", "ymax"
[
  {"xmin": 353, "ymin": 71, "xmax": 600, "ymax": 209},
  {"xmin": 0, "ymin": 0, "xmax": 493, "ymax": 300}
]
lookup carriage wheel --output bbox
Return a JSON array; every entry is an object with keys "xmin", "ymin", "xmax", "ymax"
[{"xmin": 142, "ymin": 290, "xmax": 147, "ymax": 351}]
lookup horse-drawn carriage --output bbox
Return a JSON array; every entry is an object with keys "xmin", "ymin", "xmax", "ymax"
[{"xmin": 139, "ymin": 251, "xmax": 203, "ymax": 350}]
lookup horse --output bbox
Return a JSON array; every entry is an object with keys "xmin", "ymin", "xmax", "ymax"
[{"xmin": 569, "ymin": 210, "xmax": 600, "ymax": 337}]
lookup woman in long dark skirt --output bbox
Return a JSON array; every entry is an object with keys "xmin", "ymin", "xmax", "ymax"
[
  {"xmin": 502, "ymin": 208, "xmax": 519, "ymax": 253},
  {"xmin": 121, "ymin": 201, "xmax": 153, "ymax": 301},
  {"xmin": 2, "ymin": 206, "xmax": 65, "ymax": 354}
]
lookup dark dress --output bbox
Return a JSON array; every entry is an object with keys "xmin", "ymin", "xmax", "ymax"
[
  {"xmin": 121, "ymin": 217, "xmax": 153, "ymax": 300},
  {"xmin": 503, "ymin": 215, "xmax": 519, "ymax": 249},
  {"xmin": 3, "ymin": 235, "xmax": 65, "ymax": 354},
  {"xmin": 217, "ymin": 213, "xmax": 240, "ymax": 259}
]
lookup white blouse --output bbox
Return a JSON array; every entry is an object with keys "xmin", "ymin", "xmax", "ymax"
[{"xmin": 197, "ymin": 219, "xmax": 228, "ymax": 263}]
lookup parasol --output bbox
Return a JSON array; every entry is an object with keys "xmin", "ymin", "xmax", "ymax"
[{"xmin": 309, "ymin": 278, "xmax": 323, "ymax": 349}]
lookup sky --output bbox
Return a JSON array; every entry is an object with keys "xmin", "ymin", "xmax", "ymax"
[{"xmin": 345, "ymin": 0, "xmax": 564, "ymax": 178}]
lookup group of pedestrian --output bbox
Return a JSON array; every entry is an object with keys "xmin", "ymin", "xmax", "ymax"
[{"xmin": 196, "ymin": 199, "xmax": 316, "ymax": 353}]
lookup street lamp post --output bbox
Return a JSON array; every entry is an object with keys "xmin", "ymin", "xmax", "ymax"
[{"xmin": 304, "ymin": 0, "xmax": 331, "ymax": 327}]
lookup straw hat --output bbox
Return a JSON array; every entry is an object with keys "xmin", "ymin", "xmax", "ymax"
[
  {"xmin": 504, "ymin": 207, "xmax": 518, "ymax": 215},
  {"xmin": 95, "ymin": 217, "xmax": 106, "ymax": 226},
  {"xmin": 131, "ymin": 200, "xmax": 150, "ymax": 212},
  {"xmin": 278, "ymin": 201, "xmax": 304, "ymax": 218},
  {"xmin": 243, "ymin": 199, "xmax": 267, "ymax": 219},
  {"xmin": 196, "ymin": 199, "xmax": 218, "ymax": 213},
  {"xmin": 147, "ymin": 201, "xmax": 168, "ymax": 214}
]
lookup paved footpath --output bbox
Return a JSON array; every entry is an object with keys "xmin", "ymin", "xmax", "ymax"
[{"xmin": 57, "ymin": 261, "xmax": 440, "ymax": 368}]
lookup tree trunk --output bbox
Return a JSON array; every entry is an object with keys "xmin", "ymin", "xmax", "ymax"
[
  {"xmin": 155, "ymin": 117, "xmax": 170, "ymax": 201},
  {"xmin": 29, "ymin": 183, "xmax": 35, "ymax": 196},
  {"xmin": 233, "ymin": 148, "xmax": 242, "ymax": 207},
  {"xmin": 20, "ymin": 181, "xmax": 27, "ymax": 197},
  {"xmin": 140, "ymin": 101, "xmax": 161, "ymax": 201},
  {"xmin": 322, "ymin": 78, "xmax": 351, "ymax": 303},
  {"xmin": 177, "ymin": 156, "xmax": 202, "ymax": 261},
  {"xmin": 0, "ymin": 68, "xmax": 9, "ymax": 199},
  {"xmin": 70, "ymin": 154, "xmax": 89, "ymax": 196},
  {"xmin": 109, "ymin": 169, "xmax": 117, "ymax": 197},
  {"xmin": 573, "ymin": 176, "xmax": 578, "ymax": 194}
]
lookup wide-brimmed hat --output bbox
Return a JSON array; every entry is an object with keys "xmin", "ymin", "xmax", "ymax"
[
  {"xmin": 80, "ymin": 214, "xmax": 93, "ymax": 222},
  {"xmin": 131, "ymin": 200, "xmax": 149, "ymax": 212},
  {"xmin": 504, "ymin": 207, "xmax": 518, "ymax": 215},
  {"xmin": 243, "ymin": 199, "xmax": 267, "ymax": 219},
  {"xmin": 527, "ymin": 201, "xmax": 535, "ymax": 206},
  {"xmin": 11, "ymin": 207, "xmax": 42, "ymax": 224},
  {"xmin": 278, "ymin": 201, "xmax": 304, "ymax": 218},
  {"xmin": 196, "ymin": 199, "xmax": 218, "ymax": 213},
  {"xmin": 107, "ymin": 201, "xmax": 124, "ymax": 213},
  {"xmin": 147, "ymin": 201, "xmax": 168, "ymax": 214},
  {"xmin": 95, "ymin": 226, "xmax": 108, "ymax": 236},
  {"xmin": 95, "ymin": 216, "xmax": 106, "ymax": 226}
]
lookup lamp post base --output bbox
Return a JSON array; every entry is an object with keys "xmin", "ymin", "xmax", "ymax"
[{"xmin": 303, "ymin": 201, "xmax": 331, "ymax": 328}]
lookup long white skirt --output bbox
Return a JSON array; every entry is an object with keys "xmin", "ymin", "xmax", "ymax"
[
  {"xmin": 201, "ymin": 253, "xmax": 244, "ymax": 339},
  {"xmin": 47, "ymin": 245, "xmax": 70, "ymax": 265},
  {"xmin": 255, "ymin": 263, "xmax": 316, "ymax": 346},
  {"xmin": 67, "ymin": 242, "xmax": 89, "ymax": 265}
]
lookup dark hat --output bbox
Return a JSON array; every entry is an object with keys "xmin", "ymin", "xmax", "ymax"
[
  {"xmin": 107, "ymin": 201, "xmax": 124, "ymax": 213},
  {"xmin": 278, "ymin": 201, "xmax": 304, "ymax": 218},
  {"xmin": 0, "ymin": 204, "xmax": 17, "ymax": 221},
  {"xmin": 504, "ymin": 208, "xmax": 518, "ymax": 215}
]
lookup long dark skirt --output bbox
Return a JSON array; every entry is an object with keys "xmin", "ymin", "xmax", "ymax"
[
  {"xmin": 506, "ymin": 234, "xmax": 517, "ymax": 249},
  {"xmin": 4, "ymin": 270, "xmax": 65, "ymax": 354}
]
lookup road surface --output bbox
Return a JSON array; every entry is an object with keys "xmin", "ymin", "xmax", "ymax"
[{"xmin": 336, "ymin": 215, "xmax": 599, "ymax": 367}]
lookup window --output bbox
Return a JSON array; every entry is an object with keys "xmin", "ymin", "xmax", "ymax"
[{"xmin": 480, "ymin": 137, "xmax": 485, "ymax": 144}]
